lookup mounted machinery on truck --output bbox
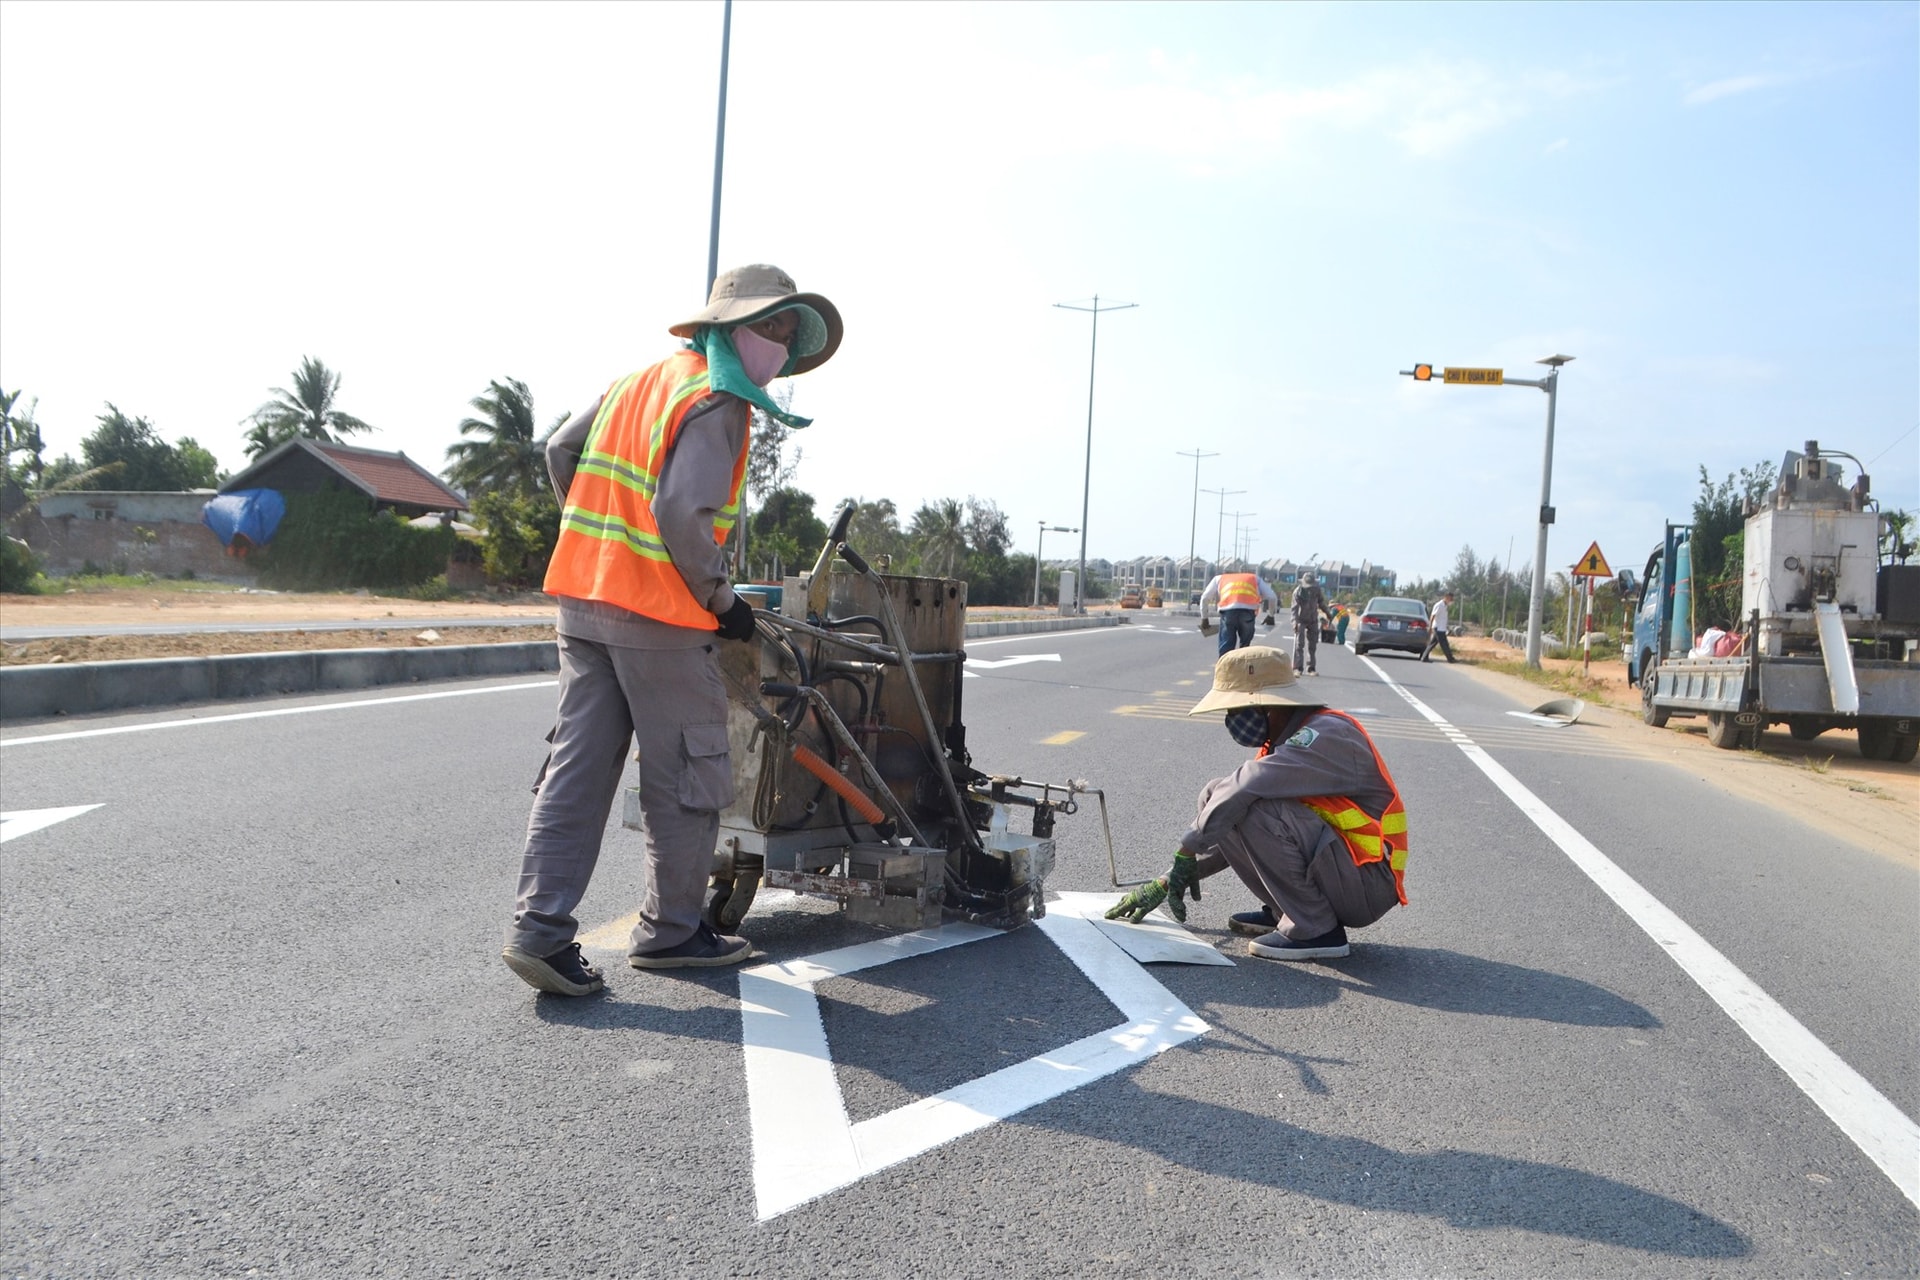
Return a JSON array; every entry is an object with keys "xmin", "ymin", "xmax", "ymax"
[
  {"xmin": 625, "ymin": 502, "xmax": 1116, "ymax": 933},
  {"xmin": 1627, "ymin": 441, "xmax": 1919, "ymax": 761}
]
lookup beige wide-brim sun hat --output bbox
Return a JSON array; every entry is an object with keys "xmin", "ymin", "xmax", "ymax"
[
  {"xmin": 669, "ymin": 263, "xmax": 844, "ymax": 376},
  {"xmin": 1187, "ymin": 645, "xmax": 1324, "ymax": 716}
]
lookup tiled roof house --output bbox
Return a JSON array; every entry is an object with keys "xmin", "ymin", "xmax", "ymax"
[{"xmin": 219, "ymin": 439, "xmax": 466, "ymax": 519}]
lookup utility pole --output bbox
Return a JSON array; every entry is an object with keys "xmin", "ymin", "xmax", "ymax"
[
  {"xmin": 1225, "ymin": 511, "xmax": 1256, "ymax": 568},
  {"xmin": 1204, "ymin": 486, "xmax": 1244, "ymax": 567},
  {"xmin": 1177, "ymin": 447, "xmax": 1217, "ymax": 600},
  {"xmin": 1031, "ymin": 521, "xmax": 1076, "ymax": 609},
  {"xmin": 1054, "ymin": 295, "xmax": 1137, "ymax": 614}
]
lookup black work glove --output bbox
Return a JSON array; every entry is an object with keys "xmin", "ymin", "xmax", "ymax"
[
  {"xmin": 1262, "ymin": 615, "xmax": 1276, "ymax": 629},
  {"xmin": 714, "ymin": 595, "xmax": 757, "ymax": 642}
]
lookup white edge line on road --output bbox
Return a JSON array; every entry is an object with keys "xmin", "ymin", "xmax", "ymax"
[
  {"xmin": 1358, "ymin": 654, "xmax": 1920, "ymax": 1210},
  {"xmin": 0, "ymin": 679, "xmax": 558, "ymax": 748}
]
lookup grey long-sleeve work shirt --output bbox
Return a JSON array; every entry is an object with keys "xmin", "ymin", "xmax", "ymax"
[
  {"xmin": 1179, "ymin": 708, "xmax": 1397, "ymax": 860},
  {"xmin": 545, "ymin": 384, "xmax": 749, "ymax": 650}
]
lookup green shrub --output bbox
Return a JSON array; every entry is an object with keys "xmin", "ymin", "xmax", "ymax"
[
  {"xmin": 257, "ymin": 487, "xmax": 454, "ymax": 591},
  {"xmin": 1, "ymin": 536, "xmax": 44, "ymax": 593},
  {"xmin": 471, "ymin": 491, "xmax": 560, "ymax": 588},
  {"xmin": 408, "ymin": 574, "xmax": 454, "ymax": 601}
]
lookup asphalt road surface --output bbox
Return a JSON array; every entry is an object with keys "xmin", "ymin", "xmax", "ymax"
[{"xmin": 3, "ymin": 625, "xmax": 1914, "ymax": 1277}]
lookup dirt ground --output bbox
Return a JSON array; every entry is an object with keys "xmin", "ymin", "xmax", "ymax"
[{"xmin": 3, "ymin": 589, "xmax": 1913, "ymax": 864}]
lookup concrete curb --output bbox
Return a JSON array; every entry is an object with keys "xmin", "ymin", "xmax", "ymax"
[{"xmin": 0, "ymin": 615, "xmax": 1123, "ymax": 721}]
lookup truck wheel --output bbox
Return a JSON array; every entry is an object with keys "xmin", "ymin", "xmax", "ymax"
[
  {"xmin": 1706, "ymin": 712, "xmax": 1746, "ymax": 750},
  {"xmin": 1890, "ymin": 734, "xmax": 1919, "ymax": 765},
  {"xmin": 1788, "ymin": 719, "xmax": 1823, "ymax": 741},
  {"xmin": 1640, "ymin": 659, "xmax": 1670, "ymax": 728},
  {"xmin": 1857, "ymin": 722, "xmax": 1892, "ymax": 761}
]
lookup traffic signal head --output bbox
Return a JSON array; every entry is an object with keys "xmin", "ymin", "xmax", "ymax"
[{"xmin": 1413, "ymin": 363, "xmax": 1434, "ymax": 381}]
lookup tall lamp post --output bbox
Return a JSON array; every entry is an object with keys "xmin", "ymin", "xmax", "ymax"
[
  {"xmin": 1506, "ymin": 355, "xmax": 1574, "ymax": 667},
  {"xmin": 1225, "ymin": 511, "xmax": 1256, "ymax": 568},
  {"xmin": 1177, "ymin": 447, "xmax": 1217, "ymax": 600},
  {"xmin": 1032, "ymin": 521, "xmax": 1077, "ymax": 609},
  {"xmin": 1055, "ymin": 295, "xmax": 1137, "ymax": 613},
  {"xmin": 705, "ymin": 0, "xmax": 732, "ymax": 295}
]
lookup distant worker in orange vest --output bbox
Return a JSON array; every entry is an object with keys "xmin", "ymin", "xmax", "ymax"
[
  {"xmin": 1107, "ymin": 646, "xmax": 1409, "ymax": 960},
  {"xmin": 501, "ymin": 265, "xmax": 842, "ymax": 996},
  {"xmin": 1198, "ymin": 569, "xmax": 1278, "ymax": 656}
]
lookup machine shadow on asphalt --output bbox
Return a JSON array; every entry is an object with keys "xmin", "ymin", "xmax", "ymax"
[{"xmin": 1011, "ymin": 1077, "xmax": 1750, "ymax": 1260}]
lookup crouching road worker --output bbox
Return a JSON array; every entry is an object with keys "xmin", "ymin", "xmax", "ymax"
[
  {"xmin": 501, "ymin": 264, "xmax": 843, "ymax": 995},
  {"xmin": 1106, "ymin": 645, "xmax": 1409, "ymax": 960}
]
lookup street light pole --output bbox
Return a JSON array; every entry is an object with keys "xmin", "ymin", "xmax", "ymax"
[
  {"xmin": 705, "ymin": 0, "xmax": 732, "ymax": 295},
  {"xmin": 1031, "ymin": 521, "xmax": 1076, "ymax": 609},
  {"xmin": 1225, "ymin": 511, "xmax": 1256, "ymax": 568},
  {"xmin": 1505, "ymin": 355, "xmax": 1573, "ymax": 667},
  {"xmin": 1177, "ymin": 447, "xmax": 1217, "ymax": 600},
  {"xmin": 1055, "ymin": 295, "xmax": 1137, "ymax": 613}
]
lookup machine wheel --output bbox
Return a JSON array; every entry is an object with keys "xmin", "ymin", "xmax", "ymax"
[
  {"xmin": 1640, "ymin": 658, "xmax": 1670, "ymax": 728},
  {"xmin": 703, "ymin": 872, "xmax": 761, "ymax": 932},
  {"xmin": 1856, "ymin": 721, "xmax": 1901, "ymax": 762},
  {"xmin": 1787, "ymin": 718, "xmax": 1824, "ymax": 742}
]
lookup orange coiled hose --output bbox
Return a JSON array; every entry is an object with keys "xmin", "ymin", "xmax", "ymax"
[{"xmin": 790, "ymin": 744, "xmax": 887, "ymax": 825}]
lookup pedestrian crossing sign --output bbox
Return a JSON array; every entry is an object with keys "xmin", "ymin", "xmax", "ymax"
[{"xmin": 1571, "ymin": 542, "xmax": 1613, "ymax": 578}]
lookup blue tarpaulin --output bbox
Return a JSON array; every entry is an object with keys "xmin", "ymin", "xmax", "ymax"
[{"xmin": 202, "ymin": 489, "xmax": 286, "ymax": 548}]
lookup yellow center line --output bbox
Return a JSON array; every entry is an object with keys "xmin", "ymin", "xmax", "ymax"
[{"xmin": 1042, "ymin": 730, "xmax": 1086, "ymax": 745}]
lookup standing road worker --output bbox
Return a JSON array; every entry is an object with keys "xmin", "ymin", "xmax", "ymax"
[
  {"xmin": 500, "ymin": 264, "xmax": 842, "ymax": 996},
  {"xmin": 1107, "ymin": 645, "xmax": 1410, "ymax": 960},
  {"xmin": 1198, "ymin": 569, "xmax": 1278, "ymax": 656},
  {"xmin": 1290, "ymin": 571, "xmax": 1335, "ymax": 674}
]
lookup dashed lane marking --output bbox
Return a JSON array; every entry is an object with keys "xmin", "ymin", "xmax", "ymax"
[{"xmin": 1042, "ymin": 730, "xmax": 1086, "ymax": 745}]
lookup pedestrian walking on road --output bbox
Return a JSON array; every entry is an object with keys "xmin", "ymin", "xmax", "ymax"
[
  {"xmin": 1421, "ymin": 590, "xmax": 1457, "ymax": 663},
  {"xmin": 1106, "ymin": 645, "xmax": 1410, "ymax": 960},
  {"xmin": 1198, "ymin": 570, "xmax": 1278, "ymax": 656},
  {"xmin": 1291, "ymin": 572, "xmax": 1335, "ymax": 674},
  {"xmin": 501, "ymin": 264, "xmax": 843, "ymax": 996}
]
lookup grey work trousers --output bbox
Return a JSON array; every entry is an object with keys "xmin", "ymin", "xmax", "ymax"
[
  {"xmin": 1203, "ymin": 792, "xmax": 1400, "ymax": 940},
  {"xmin": 505, "ymin": 634, "xmax": 735, "ymax": 959},
  {"xmin": 1293, "ymin": 617, "xmax": 1321, "ymax": 672}
]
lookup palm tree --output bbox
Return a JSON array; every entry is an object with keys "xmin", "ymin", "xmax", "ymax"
[
  {"xmin": 912, "ymin": 498, "xmax": 968, "ymax": 578},
  {"xmin": 444, "ymin": 378, "xmax": 557, "ymax": 500},
  {"xmin": 243, "ymin": 356, "xmax": 375, "ymax": 458}
]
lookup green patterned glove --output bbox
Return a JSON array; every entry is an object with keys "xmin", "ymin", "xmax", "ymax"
[
  {"xmin": 1163, "ymin": 852, "xmax": 1202, "ymax": 923},
  {"xmin": 1105, "ymin": 878, "xmax": 1168, "ymax": 923}
]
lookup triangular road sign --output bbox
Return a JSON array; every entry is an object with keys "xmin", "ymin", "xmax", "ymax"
[{"xmin": 1571, "ymin": 541, "xmax": 1613, "ymax": 578}]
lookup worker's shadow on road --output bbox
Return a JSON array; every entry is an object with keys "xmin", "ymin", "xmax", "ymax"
[
  {"xmin": 1031, "ymin": 1077, "xmax": 1749, "ymax": 1260},
  {"xmin": 1294, "ymin": 943, "xmax": 1662, "ymax": 1028}
]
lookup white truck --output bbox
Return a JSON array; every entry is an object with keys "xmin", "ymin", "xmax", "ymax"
[{"xmin": 1627, "ymin": 441, "xmax": 1919, "ymax": 761}]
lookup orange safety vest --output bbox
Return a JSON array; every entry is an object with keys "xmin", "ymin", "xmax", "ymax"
[
  {"xmin": 1218, "ymin": 573, "xmax": 1262, "ymax": 611},
  {"xmin": 543, "ymin": 351, "xmax": 748, "ymax": 628},
  {"xmin": 1291, "ymin": 709, "xmax": 1411, "ymax": 905}
]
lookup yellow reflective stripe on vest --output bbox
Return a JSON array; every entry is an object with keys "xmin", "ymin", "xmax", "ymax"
[
  {"xmin": 555, "ymin": 507, "xmax": 673, "ymax": 564},
  {"xmin": 579, "ymin": 369, "xmax": 712, "ymax": 504}
]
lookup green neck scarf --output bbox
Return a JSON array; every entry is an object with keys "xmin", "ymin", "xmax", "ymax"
[{"xmin": 694, "ymin": 326, "xmax": 812, "ymax": 429}]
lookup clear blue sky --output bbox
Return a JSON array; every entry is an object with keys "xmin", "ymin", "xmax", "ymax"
[{"xmin": 2, "ymin": 1, "xmax": 1913, "ymax": 584}]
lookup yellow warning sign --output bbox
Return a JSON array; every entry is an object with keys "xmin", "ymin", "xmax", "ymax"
[{"xmin": 1571, "ymin": 542, "xmax": 1613, "ymax": 578}]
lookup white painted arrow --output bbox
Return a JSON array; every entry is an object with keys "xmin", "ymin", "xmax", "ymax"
[
  {"xmin": 964, "ymin": 654, "xmax": 1061, "ymax": 671},
  {"xmin": 0, "ymin": 805, "xmax": 102, "ymax": 844}
]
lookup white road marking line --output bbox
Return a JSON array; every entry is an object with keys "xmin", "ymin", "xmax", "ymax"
[
  {"xmin": 965, "ymin": 654, "xmax": 1061, "ymax": 670},
  {"xmin": 0, "ymin": 804, "xmax": 102, "ymax": 843},
  {"xmin": 741, "ymin": 899, "xmax": 1207, "ymax": 1220},
  {"xmin": 0, "ymin": 680, "xmax": 557, "ymax": 748},
  {"xmin": 1356, "ymin": 653, "xmax": 1920, "ymax": 1210}
]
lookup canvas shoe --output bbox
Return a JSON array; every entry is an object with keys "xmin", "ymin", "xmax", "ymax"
[
  {"xmin": 1228, "ymin": 905, "xmax": 1279, "ymax": 937},
  {"xmin": 1248, "ymin": 926, "xmax": 1350, "ymax": 960},
  {"xmin": 501, "ymin": 941, "xmax": 605, "ymax": 996},
  {"xmin": 629, "ymin": 923, "xmax": 754, "ymax": 970}
]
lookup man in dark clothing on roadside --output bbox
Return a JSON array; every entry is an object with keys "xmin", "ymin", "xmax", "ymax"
[{"xmin": 1290, "ymin": 573, "xmax": 1335, "ymax": 675}]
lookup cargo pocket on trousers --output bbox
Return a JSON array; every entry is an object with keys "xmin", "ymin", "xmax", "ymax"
[{"xmin": 675, "ymin": 723, "xmax": 735, "ymax": 811}]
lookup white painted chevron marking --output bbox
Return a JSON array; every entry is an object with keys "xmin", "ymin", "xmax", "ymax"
[
  {"xmin": 0, "ymin": 805, "xmax": 102, "ymax": 844},
  {"xmin": 741, "ymin": 896, "xmax": 1207, "ymax": 1220}
]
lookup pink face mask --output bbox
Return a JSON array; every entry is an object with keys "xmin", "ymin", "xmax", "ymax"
[{"xmin": 733, "ymin": 326, "xmax": 789, "ymax": 386}]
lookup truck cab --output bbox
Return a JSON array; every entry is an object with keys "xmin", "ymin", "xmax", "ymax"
[{"xmin": 1628, "ymin": 523, "xmax": 1690, "ymax": 692}]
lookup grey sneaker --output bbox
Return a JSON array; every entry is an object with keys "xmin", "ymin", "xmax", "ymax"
[
  {"xmin": 502, "ymin": 941, "xmax": 605, "ymax": 995},
  {"xmin": 1248, "ymin": 926, "xmax": 1350, "ymax": 961},
  {"xmin": 629, "ymin": 923, "xmax": 754, "ymax": 970}
]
